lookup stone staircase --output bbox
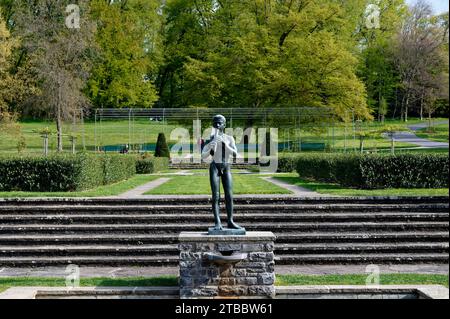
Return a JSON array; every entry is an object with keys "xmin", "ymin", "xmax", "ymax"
[
  {"xmin": 0, "ymin": 197, "xmax": 448, "ymax": 266},
  {"xmin": 169, "ymin": 162, "xmax": 257, "ymax": 170}
]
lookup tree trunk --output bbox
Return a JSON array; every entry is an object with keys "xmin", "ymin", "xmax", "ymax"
[
  {"xmin": 420, "ymin": 92, "xmax": 424, "ymax": 121},
  {"xmin": 359, "ymin": 137, "xmax": 364, "ymax": 154},
  {"xmin": 404, "ymin": 93, "xmax": 410, "ymax": 122},
  {"xmin": 57, "ymin": 83, "xmax": 63, "ymax": 152}
]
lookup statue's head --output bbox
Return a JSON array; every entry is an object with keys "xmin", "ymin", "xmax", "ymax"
[{"xmin": 212, "ymin": 114, "xmax": 226, "ymax": 130}]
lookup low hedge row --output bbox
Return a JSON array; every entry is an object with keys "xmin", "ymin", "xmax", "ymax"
[
  {"xmin": 293, "ymin": 153, "xmax": 448, "ymax": 189},
  {"xmin": 277, "ymin": 155, "xmax": 298, "ymax": 172},
  {"xmin": 136, "ymin": 157, "xmax": 169, "ymax": 174},
  {"xmin": 0, "ymin": 154, "xmax": 136, "ymax": 192}
]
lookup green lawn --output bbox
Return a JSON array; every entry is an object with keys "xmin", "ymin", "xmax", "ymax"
[
  {"xmin": 0, "ymin": 119, "xmax": 179, "ymax": 155},
  {"xmin": 1, "ymin": 274, "xmax": 447, "ymax": 294},
  {"xmin": 274, "ymin": 175, "xmax": 449, "ymax": 197},
  {"xmin": 2, "ymin": 118, "xmax": 447, "ymax": 155},
  {"xmin": 394, "ymin": 148, "xmax": 449, "ymax": 154},
  {"xmin": 0, "ymin": 175, "xmax": 159, "ymax": 198},
  {"xmin": 145, "ymin": 171, "xmax": 292, "ymax": 195},
  {"xmin": 416, "ymin": 123, "xmax": 449, "ymax": 143},
  {"xmin": 275, "ymin": 274, "xmax": 449, "ymax": 287}
]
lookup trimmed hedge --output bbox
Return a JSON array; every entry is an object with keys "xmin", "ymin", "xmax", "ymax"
[
  {"xmin": 102, "ymin": 154, "xmax": 136, "ymax": 184},
  {"xmin": 295, "ymin": 153, "xmax": 449, "ymax": 189},
  {"xmin": 277, "ymin": 155, "xmax": 298, "ymax": 172},
  {"xmin": 0, "ymin": 154, "xmax": 136, "ymax": 192},
  {"xmin": 136, "ymin": 157, "xmax": 169, "ymax": 174}
]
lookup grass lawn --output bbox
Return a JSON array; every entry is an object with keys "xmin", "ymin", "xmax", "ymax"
[
  {"xmin": 416, "ymin": 124, "xmax": 449, "ymax": 143},
  {"xmin": 275, "ymin": 274, "xmax": 449, "ymax": 287},
  {"xmin": 1, "ymin": 118, "xmax": 446, "ymax": 155},
  {"xmin": 0, "ymin": 175, "xmax": 159, "ymax": 198},
  {"xmin": 274, "ymin": 175, "xmax": 449, "ymax": 197},
  {"xmin": 145, "ymin": 171, "xmax": 292, "ymax": 195},
  {"xmin": 1, "ymin": 274, "xmax": 447, "ymax": 293},
  {"xmin": 394, "ymin": 148, "xmax": 449, "ymax": 154}
]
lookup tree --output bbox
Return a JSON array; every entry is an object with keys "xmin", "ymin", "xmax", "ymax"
[
  {"xmin": 0, "ymin": 8, "xmax": 23, "ymax": 140},
  {"xmin": 159, "ymin": 0, "xmax": 372, "ymax": 120},
  {"xmin": 357, "ymin": 0, "xmax": 407, "ymax": 121},
  {"xmin": 155, "ymin": 132, "xmax": 170, "ymax": 158},
  {"xmin": 393, "ymin": 1, "xmax": 449, "ymax": 122},
  {"xmin": 87, "ymin": 0, "xmax": 162, "ymax": 109},
  {"xmin": 13, "ymin": 0, "xmax": 95, "ymax": 152}
]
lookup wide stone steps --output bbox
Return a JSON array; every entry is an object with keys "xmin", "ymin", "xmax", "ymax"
[
  {"xmin": 0, "ymin": 253, "xmax": 447, "ymax": 266},
  {"xmin": 0, "ymin": 212, "xmax": 447, "ymax": 224},
  {"xmin": 0, "ymin": 232, "xmax": 447, "ymax": 245},
  {"xmin": 0, "ymin": 222, "xmax": 447, "ymax": 234},
  {"xmin": 0, "ymin": 204, "xmax": 447, "ymax": 214},
  {"xmin": 0, "ymin": 197, "xmax": 447, "ymax": 266},
  {"xmin": 0, "ymin": 256, "xmax": 178, "ymax": 266},
  {"xmin": 275, "ymin": 253, "xmax": 449, "ymax": 265},
  {"xmin": 1, "ymin": 197, "xmax": 447, "ymax": 206},
  {"xmin": 0, "ymin": 242, "xmax": 446, "ymax": 257}
]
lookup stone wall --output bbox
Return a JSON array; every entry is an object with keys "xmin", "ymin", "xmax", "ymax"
[{"xmin": 179, "ymin": 232, "xmax": 276, "ymax": 299}]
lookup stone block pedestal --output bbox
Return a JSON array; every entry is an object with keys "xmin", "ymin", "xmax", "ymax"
[{"xmin": 178, "ymin": 231, "xmax": 276, "ymax": 299}]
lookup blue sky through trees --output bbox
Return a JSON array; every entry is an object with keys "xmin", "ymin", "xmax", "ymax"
[{"xmin": 406, "ymin": 0, "xmax": 449, "ymax": 14}]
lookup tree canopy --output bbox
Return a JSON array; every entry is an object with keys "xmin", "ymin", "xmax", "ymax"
[{"xmin": 0, "ymin": 0, "xmax": 448, "ymax": 134}]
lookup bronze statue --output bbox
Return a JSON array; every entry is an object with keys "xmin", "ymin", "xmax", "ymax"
[{"xmin": 202, "ymin": 115, "xmax": 245, "ymax": 235}]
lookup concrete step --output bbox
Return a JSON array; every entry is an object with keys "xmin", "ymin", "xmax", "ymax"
[
  {"xmin": 277, "ymin": 232, "xmax": 449, "ymax": 243},
  {"xmin": 36, "ymin": 287, "xmax": 179, "ymax": 299},
  {"xmin": 0, "ymin": 242, "xmax": 447, "ymax": 257},
  {"xmin": 0, "ymin": 253, "xmax": 447, "ymax": 267},
  {"xmin": 0, "ymin": 256, "xmax": 179, "ymax": 266},
  {"xmin": 0, "ymin": 212, "xmax": 447, "ymax": 224},
  {"xmin": 0, "ymin": 204, "xmax": 447, "ymax": 214},
  {"xmin": 0, "ymin": 222, "xmax": 446, "ymax": 234},
  {"xmin": 1, "ymin": 197, "xmax": 448, "ymax": 206},
  {"xmin": 0, "ymin": 245, "xmax": 178, "ymax": 256},
  {"xmin": 275, "ymin": 242, "xmax": 449, "ymax": 254},
  {"xmin": 276, "ymin": 253, "xmax": 450, "ymax": 265},
  {"xmin": 0, "ymin": 232, "xmax": 447, "ymax": 245}
]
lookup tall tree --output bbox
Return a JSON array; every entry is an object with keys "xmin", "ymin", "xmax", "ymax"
[
  {"xmin": 357, "ymin": 0, "xmax": 407, "ymax": 121},
  {"xmin": 13, "ymin": 0, "xmax": 95, "ymax": 151},
  {"xmin": 393, "ymin": 0, "xmax": 448, "ymax": 121},
  {"xmin": 159, "ymin": 0, "xmax": 372, "ymax": 120},
  {"xmin": 87, "ymin": 0, "xmax": 162, "ymax": 109},
  {"xmin": 0, "ymin": 7, "xmax": 27, "ymax": 129}
]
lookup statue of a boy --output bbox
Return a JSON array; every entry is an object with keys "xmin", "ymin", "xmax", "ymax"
[{"xmin": 202, "ymin": 115, "xmax": 245, "ymax": 234}]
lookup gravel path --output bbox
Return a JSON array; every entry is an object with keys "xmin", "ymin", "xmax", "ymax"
[
  {"xmin": 118, "ymin": 178, "xmax": 171, "ymax": 198},
  {"xmin": 261, "ymin": 177, "xmax": 323, "ymax": 197},
  {"xmin": 387, "ymin": 120, "xmax": 449, "ymax": 148},
  {"xmin": 0, "ymin": 264, "xmax": 447, "ymax": 278}
]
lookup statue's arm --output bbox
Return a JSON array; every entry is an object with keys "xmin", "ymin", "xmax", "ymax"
[
  {"xmin": 201, "ymin": 140, "xmax": 213, "ymax": 159},
  {"xmin": 225, "ymin": 136, "xmax": 238, "ymax": 157}
]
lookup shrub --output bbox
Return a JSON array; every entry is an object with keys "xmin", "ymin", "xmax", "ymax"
[
  {"xmin": 155, "ymin": 133, "xmax": 170, "ymax": 158},
  {"xmin": 295, "ymin": 153, "xmax": 449, "ymax": 189},
  {"xmin": 0, "ymin": 154, "xmax": 103, "ymax": 192},
  {"xmin": 296, "ymin": 153, "xmax": 337, "ymax": 182},
  {"xmin": 136, "ymin": 157, "xmax": 169, "ymax": 174},
  {"xmin": 0, "ymin": 153, "xmax": 137, "ymax": 192},
  {"xmin": 277, "ymin": 155, "xmax": 298, "ymax": 172},
  {"xmin": 360, "ymin": 154, "xmax": 449, "ymax": 189},
  {"xmin": 101, "ymin": 154, "xmax": 136, "ymax": 184}
]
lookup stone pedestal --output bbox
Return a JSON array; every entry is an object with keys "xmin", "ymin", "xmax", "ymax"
[{"xmin": 178, "ymin": 231, "xmax": 276, "ymax": 299}]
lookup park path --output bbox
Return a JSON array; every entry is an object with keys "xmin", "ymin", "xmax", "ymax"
[
  {"xmin": 261, "ymin": 176, "xmax": 323, "ymax": 197},
  {"xmin": 388, "ymin": 120, "xmax": 449, "ymax": 148},
  {"xmin": 0, "ymin": 264, "xmax": 447, "ymax": 278},
  {"xmin": 118, "ymin": 178, "xmax": 171, "ymax": 198}
]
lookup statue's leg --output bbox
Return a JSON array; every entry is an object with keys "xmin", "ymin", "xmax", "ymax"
[
  {"xmin": 222, "ymin": 164, "xmax": 242, "ymax": 229},
  {"xmin": 209, "ymin": 163, "xmax": 222, "ymax": 230}
]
